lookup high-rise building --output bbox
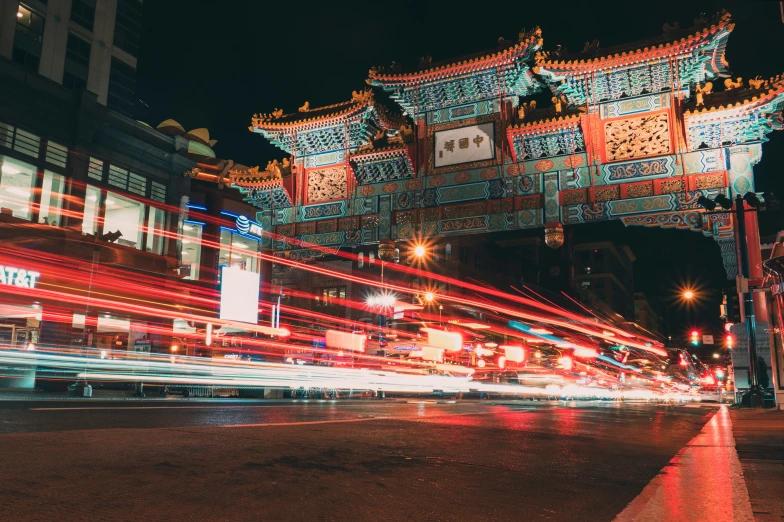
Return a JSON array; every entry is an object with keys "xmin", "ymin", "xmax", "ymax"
[
  {"xmin": 0, "ymin": 0, "xmax": 142, "ymax": 116},
  {"xmin": 572, "ymin": 242, "xmax": 636, "ymax": 321}
]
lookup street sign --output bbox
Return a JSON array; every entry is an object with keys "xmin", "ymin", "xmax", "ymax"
[{"xmin": 702, "ymin": 335, "xmax": 714, "ymax": 345}]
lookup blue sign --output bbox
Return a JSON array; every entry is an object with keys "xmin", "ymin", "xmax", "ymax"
[{"xmin": 235, "ymin": 215, "xmax": 263, "ymax": 238}]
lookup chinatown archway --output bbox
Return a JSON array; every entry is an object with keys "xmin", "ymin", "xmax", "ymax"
[{"xmin": 233, "ymin": 12, "xmax": 784, "ymax": 391}]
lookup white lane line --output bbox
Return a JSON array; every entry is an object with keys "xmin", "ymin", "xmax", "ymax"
[
  {"xmin": 220, "ymin": 410, "xmax": 510, "ymax": 429},
  {"xmin": 613, "ymin": 406, "xmax": 754, "ymax": 522},
  {"xmin": 29, "ymin": 406, "xmax": 288, "ymax": 411},
  {"xmin": 221, "ymin": 417, "xmax": 388, "ymax": 428}
]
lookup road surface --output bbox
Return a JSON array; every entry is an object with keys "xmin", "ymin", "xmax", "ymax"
[{"xmin": 0, "ymin": 399, "xmax": 718, "ymax": 520}]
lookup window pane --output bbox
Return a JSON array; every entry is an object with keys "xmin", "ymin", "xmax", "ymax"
[
  {"xmin": 108, "ymin": 165, "xmax": 128, "ymax": 189},
  {"xmin": 45, "ymin": 141, "xmax": 68, "ymax": 168},
  {"xmin": 114, "ymin": 0, "xmax": 142, "ymax": 57},
  {"xmin": 128, "ymin": 171, "xmax": 146, "ymax": 196},
  {"xmin": 87, "ymin": 157, "xmax": 103, "ymax": 181},
  {"xmin": 107, "ymin": 58, "xmax": 137, "ymax": 117},
  {"xmin": 0, "ymin": 156, "xmax": 35, "ymax": 220},
  {"xmin": 181, "ymin": 222, "xmax": 202, "ymax": 280},
  {"xmin": 82, "ymin": 185, "xmax": 100, "ymax": 234},
  {"xmin": 70, "ymin": 0, "xmax": 95, "ymax": 31},
  {"xmin": 145, "ymin": 206, "xmax": 165, "ymax": 254},
  {"xmin": 13, "ymin": 128, "xmax": 40, "ymax": 158},
  {"xmin": 231, "ymin": 234, "xmax": 259, "ymax": 273},
  {"xmin": 150, "ymin": 181, "xmax": 166, "ymax": 203},
  {"xmin": 39, "ymin": 170, "xmax": 65, "ymax": 226},
  {"xmin": 0, "ymin": 122, "xmax": 13, "ymax": 149},
  {"xmin": 104, "ymin": 191, "xmax": 143, "ymax": 249}
]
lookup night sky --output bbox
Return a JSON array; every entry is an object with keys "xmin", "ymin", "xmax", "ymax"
[{"xmin": 136, "ymin": 0, "xmax": 784, "ymax": 341}]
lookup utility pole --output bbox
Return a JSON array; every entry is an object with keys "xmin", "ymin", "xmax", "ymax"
[{"xmin": 736, "ymin": 195, "xmax": 764, "ymax": 407}]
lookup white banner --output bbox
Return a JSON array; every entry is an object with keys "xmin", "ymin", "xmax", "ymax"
[{"xmin": 434, "ymin": 122, "xmax": 495, "ymax": 168}]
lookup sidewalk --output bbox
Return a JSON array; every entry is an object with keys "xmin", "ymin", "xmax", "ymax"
[
  {"xmin": 731, "ymin": 408, "xmax": 784, "ymax": 521},
  {"xmin": 615, "ymin": 406, "xmax": 754, "ymax": 522}
]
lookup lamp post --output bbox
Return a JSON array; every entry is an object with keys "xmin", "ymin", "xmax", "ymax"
[
  {"xmin": 734, "ymin": 194, "xmax": 763, "ymax": 407},
  {"xmin": 697, "ymin": 192, "xmax": 765, "ymax": 407}
]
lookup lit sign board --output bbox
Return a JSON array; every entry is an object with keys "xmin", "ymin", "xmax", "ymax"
[
  {"xmin": 236, "ymin": 215, "xmax": 263, "ymax": 239},
  {"xmin": 0, "ymin": 267, "xmax": 40, "ymax": 289},
  {"xmin": 434, "ymin": 122, "xmax": 495, "ymax": 168},
  {"xmin": 219, "ymin": 266, "xmax": 260, "ymax": 324}
]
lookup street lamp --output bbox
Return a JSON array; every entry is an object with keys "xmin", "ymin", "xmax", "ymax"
[
  {"xmin": 697, "ymin": 191, "xmax": 773, "ymax": 407},
  {"xmin": 414, "ymin": 245, "xmax": 426, "ymax": 259},
  {"xmin": 424, "ymin": 291, "xmax": 435, "ymax": 303},
  {"xmin": 683, "ymin": 290, "xmax": 694, "ymax": 300},
  {"xmin": 378, "ymin": 239, "xmax": 395, "ymax": 284}
]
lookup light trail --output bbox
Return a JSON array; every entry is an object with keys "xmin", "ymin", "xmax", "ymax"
[{"xmin": 0, "ymin": 347, "xmax": 701, "ymax": 402}]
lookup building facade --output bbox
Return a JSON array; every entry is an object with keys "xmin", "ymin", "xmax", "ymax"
[
  {"xmin": 0, "ymin": 0, "xmax": 141, "ymax": 115},
  {"xmin": 572, "ymin": 242, "xmax": 636, "ymax": 321}
]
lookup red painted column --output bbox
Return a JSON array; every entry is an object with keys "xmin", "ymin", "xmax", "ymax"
[{"xmin": 742, "ymin": 206, "xmax": 768, "ymax": 320}]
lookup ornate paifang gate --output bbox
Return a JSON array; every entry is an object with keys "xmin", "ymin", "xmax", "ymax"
[{"xmin": 235, "ymin": 12, "xmax": 783, "ymax": 283}]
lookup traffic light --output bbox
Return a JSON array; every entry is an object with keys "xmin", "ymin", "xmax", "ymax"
[
  {"xmin": 721, "ymin": 290, "xmax": 741, "ymax": 323},
  {"xmin": 725, "ymin": 334, "xmax": 734, "ymax": 348},
  {"xmin": 690, "ymin": 330, "xmax": 700, "ymax": 346}
]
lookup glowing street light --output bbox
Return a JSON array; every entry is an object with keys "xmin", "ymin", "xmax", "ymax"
[
  {"xmin": 683, "ymin": 290, "xmax": 695, "ymax": 300},
  {"xmin": 414, "ymin": 245, "xmax": 426, "ymax": 258},
  {"xmin": 424, "ymin": 291, "xmax": 435, "ymax": 303}
]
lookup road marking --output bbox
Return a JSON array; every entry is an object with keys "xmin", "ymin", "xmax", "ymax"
[
  {"xmin": 613, "ymin": 406, "xmax": 754, "ymax": 522},
  {"xmin": 221, "ymin": 417, "xmax": 388, "ymax": 428},
  {"xmin": 29, "ymin": 405, "xmax": 293, "ymax": 411},
  {"xmin": 221, "ymin": 410, "xmax": 508, "ymax": 429}
]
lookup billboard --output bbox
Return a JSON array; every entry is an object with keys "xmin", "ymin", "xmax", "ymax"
[
  {"xmin": 434, "ymin": 122, "xmax": 495, "ymax": 168},
  {"xmin": 219, "ymin": 266, "xmax": 260, "ymax": 324}
]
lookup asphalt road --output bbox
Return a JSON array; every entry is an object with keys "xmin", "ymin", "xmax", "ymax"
[{"xmin": 0, "ymin": 399, "xmax": 717, "ymax": 521}]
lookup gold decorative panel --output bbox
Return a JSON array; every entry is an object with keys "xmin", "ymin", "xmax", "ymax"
[
  {"xmin": 518, "ymin": 196, "xmax": 541, "ymax": 210},
  {"xmin": 604, "ymin": 113, "xmax": 670, "ymax": 161},
  {"xmin": 307, "ymin": 166, "xmax": 347, "ymax": 203},
  {"xmin": 276, "ymin": 224, "xmax": 295, "ymax": 237},
  {"xmin": 361, "ymin": 215, "xmax": 379, "ymax": 229},
  {"xmin": 660, "ymin": 179, "xmax": 684, "ymax": 194},
  {"xmin": 297, "ymin": 222, "xmax": 316, "ymax": 235},
  {"xmin": 491, "ymin": 199, "xmax": 513, "ymax": 213},
  {"xmin": 419, "ymin": 208, "xmax": 439, "ymax": 222},
  {"xmin": 316, "ymin": 220, "xmax": 337, "ymax": 233},
  {"xmin": 594, "ymin": 186, "xmax": 620, "ymax": 202},
  {"xmin": 444, "ymin": 202, "xmax": 486, "ymax": 219},
  {"xmin": 563, "ymin": 191, "xmax": 588, "ymax": 205},
  {"xmin": 626, "ymin": 183, "xmax": 653, "ymax": 198},
  {"xmin": 695, "ymin": 174, "xmax": 725, "ymax": 190},
  {"xmin": 395, "ymin": 211, "xmax": 414, "ymax": 224},
  {"xmin": 339, "ymin": 217, "xmax": 358, "ymax": 231}
]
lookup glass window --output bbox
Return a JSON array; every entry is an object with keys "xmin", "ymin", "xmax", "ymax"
[
  {"xmin": 114, "ymin": 0, "xmax": 142, "ymax": 57},
  {"xmin": 181, "ymin": 222, "xmax": 203, "ymax": 280},
  {"xmin": 0, "ymin": 156, "xmax": 35, "ymax": 220},
  {"xmin": 103, "ymin": 191, "xmax": 143, "ymax": 249},
  {"xmin": 145, "ymin": 206, "xmax": 165, "ymax": 254},
  {"xmin": 39, "ymin": 170, "xmax": 65, "ymax": 226},
  {"xmin": 219, "ymin": 229, "xmax": 259, "ymax": 273},
  {"xmin": 107, "ymin": 58, "xmax": 137, "ymax": 117},
  {"xmin": 87, "ymin": 157, "xmax": 103, "ymax": 181},
  {"xmin": 13, "ymin": 128, "xmax": 40, "ymax": 158},
  {"xmin": 63, "ymin": 33, "xmax": 91, "ymax": 91},
  {"xmin": 45, "ymin": 141, "xmax": 68, "ymax": 168},
  {"xmin": 82, "ymin": 185, "xmax": 101, "ymax": 234},
  {"xmin": 13, "ymin": 4, "xmax": 44, "ymax": 72},
  {"xmin": 445, "ymin": 243, "xmax": 452, "ymax": 261},
  {"xmin": 70, "ymin": 0, "xmax": 95, "ymax": 31},
  {"xmin": 357, "ymin": 252, "xmax": 364, "ymax": 269},
  {"xmin": 150, "ymin": 181, "xmax": 166, "ymax": 203},
  {"xmin": 369, "ymin": 251, "xmax": 375, "ymax": 266}
]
